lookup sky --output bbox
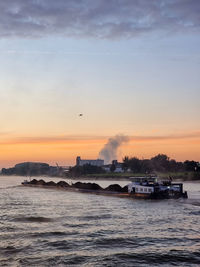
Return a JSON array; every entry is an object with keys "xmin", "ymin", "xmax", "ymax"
[{"xmin": 0, "ymin": 0, "xmax": 200, "ymax": 168}]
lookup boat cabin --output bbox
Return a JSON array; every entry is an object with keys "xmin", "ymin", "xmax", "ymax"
[
  {"xmin": 127, "ymin": 176, "xmax": 187, "ymax": 199},
  {"xmin": 128, "ymin": 177, "xmax": 157, "ymax": 194}
]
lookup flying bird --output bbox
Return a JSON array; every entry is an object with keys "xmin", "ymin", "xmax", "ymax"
[{"xmin": 79, "ymin": 114, "xmax": 83, "ymax": 117}]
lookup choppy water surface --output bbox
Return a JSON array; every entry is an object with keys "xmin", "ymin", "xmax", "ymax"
[{"xmin": 1, "ymin": 176, "xmax": 200, "ymax": 266}]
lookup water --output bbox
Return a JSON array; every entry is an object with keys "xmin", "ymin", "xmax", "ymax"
[{"xmin": 1, "ymin": 176, "xmax": 200, "ymax": 266}]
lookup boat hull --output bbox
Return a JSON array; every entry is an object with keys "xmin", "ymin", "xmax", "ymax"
[{"xmin": 130, "ymin": 191, "xmax": 188, "ymax": 199}]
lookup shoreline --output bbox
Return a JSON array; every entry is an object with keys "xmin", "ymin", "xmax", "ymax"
[{"xmin": 1, "ymin": 171, "xmax": 200, "ymax": 182}]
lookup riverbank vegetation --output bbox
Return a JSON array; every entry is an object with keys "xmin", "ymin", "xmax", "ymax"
[
  {"xmin": 1, "ymin": 154, "xmax": 199, "ymax": 181},
  {"xmin": 69, "ymin": 154, "xmax": 200, "ymax": 181},
  {"xmin": 122, "ymin": 154, "xmax": 200, "ymax": 173},
  {"xmin": 81, "ymin": 171, "xmax": 200, "ymax": 181}
]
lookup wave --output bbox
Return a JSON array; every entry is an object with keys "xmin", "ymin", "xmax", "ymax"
[
  {"xmin": 0, "ymin": 186, "xmax": 20, "ymax": 190},
  {"xmin": 13, "ymin": 216, "xmax": 54, "ymax": 223},
  {"xmin": 14, "ymin": 251, "xmax": 200, "ymax": 266},
  {"xmin": 19, "ymin": 255, "xmax": 91, "ymax": 266},
  {"xmin": 114, "ymin": 251, "xmax": 200, "ymax": 265},
  {"xmin": 184, "ymin": 199, "xmax": 200, "ymax": 207},
  {"xmin": 31, "ymin": 231, "xmax": 79, "ymax": 238},
  {"xmin": 76, "ymin": 214, "xmax": 112, "ymax": 221}
]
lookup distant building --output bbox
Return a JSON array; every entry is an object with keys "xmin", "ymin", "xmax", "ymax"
[
  {"xmin": 48, "ymin": 166, "xmax": 69, "ymax": 176},
  {"xmin": 112, "ymin": 160, "xmax": 124, "ymax": 173},
  {"xmin": 76, "ymin": 156, "xmax": 104, "ymax": 167},
  {"xmin": 102, "ymin": 164, "xmax": 111, "ymax": 172},
  {"xmin": 102, "ymin": 160, "xmax": 124, "ymax": 173}
]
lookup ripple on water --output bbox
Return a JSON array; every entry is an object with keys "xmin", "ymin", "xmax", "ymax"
[
  {"xmin": 16, "ymin": 250, "xmax": 200, "ymax": 266},
  {"xmin": 19, "ymin": 254, "xmax": 91, "ymax": 266},
  {"xmin": 13, "ymin": 216, "xmax": 54, "ymax": 223},
  {"xmin": 31, "ymin": 230, "xmax": 80, "ymax": 238}
]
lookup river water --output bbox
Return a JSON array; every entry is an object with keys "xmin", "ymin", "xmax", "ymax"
[{"xmin": 1, "ymin": 176, "xmax": 200, "ymax": 266}]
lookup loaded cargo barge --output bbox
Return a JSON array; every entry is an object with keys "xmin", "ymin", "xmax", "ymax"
[{"xmin": 22, "ymin": 177, "xmax": 188, "ymax": 199}]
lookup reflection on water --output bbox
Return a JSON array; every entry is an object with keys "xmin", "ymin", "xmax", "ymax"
[{"xmin": 1, "ymin": 176, "xmax": 200, "ymax": 266}]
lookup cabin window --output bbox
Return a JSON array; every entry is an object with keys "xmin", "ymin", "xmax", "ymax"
[
  {"xmin": 148, "ymin": 188, "xmax": 152, "ymax": 193},
  {"xmin": 144, "ymin": 188, "xmax": 147, "ymax": 192},
  {"xmin": 135, "ymin": 188, "xmax": 138, "ymax": 192},
  {"xmin": 140, "ymin": 188, "xmax": 143, "ymax": 192}
]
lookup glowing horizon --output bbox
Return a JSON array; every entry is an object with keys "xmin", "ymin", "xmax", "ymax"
[{"xmin": 0, "ymin": 131, "xmax": 200, "ymax": 168}]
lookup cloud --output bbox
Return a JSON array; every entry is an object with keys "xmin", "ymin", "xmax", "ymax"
[
  {"xmin": 129, "ymin": 132, "xmax": 200, "ymax": 142},
  {"xmin": 0, "ymin": 135, "xmax": 108, "ymax": 145},
  {"xmin": 0, "ymin": 131, "xmax": 12, "ymax": 136},
  {"xmin": 1, "ymin": 131, "xmax": 200, "ymax": 146},
  {"xmin": 0, "ymin": 0, "xmax": 199, "ymax": 39}
]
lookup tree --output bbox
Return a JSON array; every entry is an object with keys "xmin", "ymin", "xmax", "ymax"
[
  {"xmin": 110, "ymin": 163, "xmax": 116, "ymax": 172},
  {"xmin": 151, "ymin": 154, "xmax": 170, "ymax": 172},
  {"xmin": 184, "ymin": 160, "xmax": 199, "ymax": 172},
  {"xmin": 140, "ymin": 159, "xmax": 153, "ymax": 173},
  {"xmin": 69, "ymin": 164, "xmax": 105, "ymax": 175},
  {"xmin": 129, "ymin": 157, "xmax": 141, "ymax": 173},
  {"xmin": 122, "ymin": 156, "xmax": 129, "ymax": 172}
]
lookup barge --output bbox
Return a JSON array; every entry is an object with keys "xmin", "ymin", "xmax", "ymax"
[{"xmin": 22, "ymin": 177, "xmax": 188, "ymax": 199}]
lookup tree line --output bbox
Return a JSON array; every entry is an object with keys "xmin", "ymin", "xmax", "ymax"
[
  {"xmin": 122, "ymin": 154, "xmax": 200, "ymax": 173},
  {"xmin": 69, "ymin": 164, "xmax": 105, "ymax": 175},
  {"xmin": 69, "ymin": 154, "xmax": 200, "ymax": 175}
]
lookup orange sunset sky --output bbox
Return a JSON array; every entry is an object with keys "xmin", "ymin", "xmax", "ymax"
[{"xmin": 0, "ymin": 132, "xmax": 200, "ymax": 168}]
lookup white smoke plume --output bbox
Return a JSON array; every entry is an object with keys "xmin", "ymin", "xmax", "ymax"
[{"xmin": 99, "ymin": 135, "xmax": 129, "ymax": 164}]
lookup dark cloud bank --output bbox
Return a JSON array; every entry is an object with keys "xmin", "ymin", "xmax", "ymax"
[{"xmin": 1, "ymin": 0, "xmax": 200, "ymax": 39}]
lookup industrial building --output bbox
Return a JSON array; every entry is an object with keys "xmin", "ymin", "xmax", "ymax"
[{"xmin": 76, "ymin": 156, "xmax": 104, "ymax": 167}]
